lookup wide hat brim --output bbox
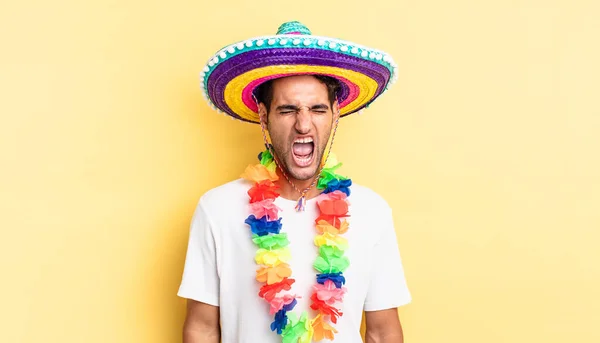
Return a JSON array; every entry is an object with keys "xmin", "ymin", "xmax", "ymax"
[{"xmin": 200, "ymin": 22, "xmax": 399, "ymax": 124}]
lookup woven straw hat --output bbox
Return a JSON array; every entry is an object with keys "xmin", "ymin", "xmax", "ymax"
[{"xmin": 200, "ymin": 21, "xmax": 398, "ymax": 123}]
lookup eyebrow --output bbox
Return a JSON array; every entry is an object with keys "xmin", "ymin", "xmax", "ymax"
[{"xmin": 275, "ymin": 104, "xmax": 330, "ymax": 111}]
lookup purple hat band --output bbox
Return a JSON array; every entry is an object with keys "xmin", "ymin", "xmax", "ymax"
[{"xmin": 206, "ymin": 48, "xmax": 391, "ymax": 121}]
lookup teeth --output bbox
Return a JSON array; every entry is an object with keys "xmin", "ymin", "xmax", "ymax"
[
  {"xmin": 296, "ymin": 156, "xmax": 312, "ymax": 164},
  {"xmin": 294, "ymin": 137, "xmax": 313, "ymax": 144}
]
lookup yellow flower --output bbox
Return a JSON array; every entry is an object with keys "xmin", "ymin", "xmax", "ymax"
[
  {"xmin": 299, "ymin": 312, "xmax": 314, "ymax": 343},
  {"xmin": 255, "ymin": 248, "xmax": 291, "ymax": 266},
  {"xmin": 314, "ymin": 233, "xmax": 349, "ymax": 250},
  {"xmin": 323, "ymin": 152, "xmax": 339, "ymax": 169}
]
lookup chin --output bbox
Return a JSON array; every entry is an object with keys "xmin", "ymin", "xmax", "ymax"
[
  {"xmin": 289, "ymin": 166, "xmax": 319, "ymax": 181},
  {"xmin": 282, "ymin": 154, "xmax": 320, "ymax": 181},
  {"xmin": 275, "ymin": 143, "xmax": 323, "ymax": 181}
]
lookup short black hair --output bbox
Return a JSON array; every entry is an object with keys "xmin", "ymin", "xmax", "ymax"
[{"xmin": 254, "ymin": 75, "xmax": 341, "ymax": 112}]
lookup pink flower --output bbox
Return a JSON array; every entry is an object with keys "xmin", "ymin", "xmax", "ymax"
[
  {"xmin": 268, "ymin": 294, "xmax": 299, "ymax": 314},
  {"xmin": 317, "ymin": 190, "xmax": 348, "ymax": 202},
  {"xmin": 312, "ymin": 280, "xmax": 347, "ymax": 305},
  {"xmin": 250, "ymin": 199, "xmax": 282, "ymax": 221}
]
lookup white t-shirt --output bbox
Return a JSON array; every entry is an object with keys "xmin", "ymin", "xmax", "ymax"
[{"xmin": 178, "ymin": 179, "xmax": 411, "ymax": 343}]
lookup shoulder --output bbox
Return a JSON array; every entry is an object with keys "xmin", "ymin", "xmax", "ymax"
[
  {"xmin": 348, "ymin": 182, "xmax": 392, "ymax": 213},
  {"xmin": 195, "ymin": 178, "xmax": 250, "ymax": 216},
  {"xmin": 346, "ymin": 182, "xmax": 397, "ymax": 244},
  {"xmin": 200, "ymin": 178, "xmax": 249, "ymax": 202}
]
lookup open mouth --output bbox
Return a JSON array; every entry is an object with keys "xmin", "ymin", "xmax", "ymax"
[{"xmin": 292, "ymin": 137, "xmax": 315, "ymax": 167}]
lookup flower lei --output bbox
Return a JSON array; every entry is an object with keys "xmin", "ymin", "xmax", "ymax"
[{"xmin": 242, "ymin": 149, "xmax": 352, "ymax": 342}]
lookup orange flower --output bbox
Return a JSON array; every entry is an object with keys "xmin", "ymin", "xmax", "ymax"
[
  {"xmin": 241, "ymin": 164, "xmax": 278, "ymax": 182},
  {"xmin": 315, "ymin": 214, "xmax": 348, "ymax": 229},
  {"xmin": 316, "ymin": 220, "xmax": 349, "ymax": 235},
  {"xmin": 256, "ymin": 264, "xmax": 292, "ymax": 285},
  {"xmin": 311, "ymin": 314, "xmax": 338, "ymax": 341}
]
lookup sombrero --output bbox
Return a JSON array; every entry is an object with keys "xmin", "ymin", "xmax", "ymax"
[{"xmin": 200, "ymin": 21, "xmax": 398, "ymax": 124}]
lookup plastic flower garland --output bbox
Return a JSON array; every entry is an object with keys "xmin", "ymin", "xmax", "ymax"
[{"xmin": 242, "ymin": 149, "xmax": 352, "ymax": 342}]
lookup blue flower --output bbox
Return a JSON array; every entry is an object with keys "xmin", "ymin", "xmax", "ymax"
[
  {"xmin": 323, "ymin": 178, "xmax": 352, "ymax": 196},
  {"xmin": 270, "ymin": 309, "xmax": 288, "ymax": 334},
  {"xmin": 245, "ymin": 215, "xmax": 282, "ymax": 236},
  {"xmin": 316, "ymin": 272, "xmax": 346, "ymax": 288},
  {"xmin": 282, "ymin": 298, "xmax": 297, "ymax": 312}
]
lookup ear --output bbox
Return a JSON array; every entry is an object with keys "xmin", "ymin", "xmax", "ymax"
[
  {"xmin": 332, "ymin": 101, "xmax": 341, "ymax": 121},
  {"xmin": 258, "ymin": 103, "xmax": 268, "ymax": 126}
]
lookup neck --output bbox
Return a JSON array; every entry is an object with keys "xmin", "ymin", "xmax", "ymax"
[{"xmin": 275, "ymin": 168, "xmax": 322, "ymax": 201}]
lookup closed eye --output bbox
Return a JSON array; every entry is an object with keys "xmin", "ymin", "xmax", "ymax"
[
  {"xmin": 275, "ymin": 104, "xmax": 330, "ymax": 114},
  {"xmin": 310, "ymin": 104, "xmax": 330, "ymax": 114}
]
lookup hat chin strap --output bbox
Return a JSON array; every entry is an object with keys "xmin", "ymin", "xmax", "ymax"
[{"xmin": 259, "ymin": 111, "xmax": 341, "ymax": 212}]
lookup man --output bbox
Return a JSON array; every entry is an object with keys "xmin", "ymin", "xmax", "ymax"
[{"xmin": 178, "ymin": 21, "xmax": 411, "ymax": 343}]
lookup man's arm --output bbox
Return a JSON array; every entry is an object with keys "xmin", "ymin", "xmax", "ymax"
[
  {"xmin": 365, "ymin": 308, "xmax": 404, "ymax": 343},
  {"xmin": 183, "ymin": 299, "xmax": 220, "ymax": 343}
]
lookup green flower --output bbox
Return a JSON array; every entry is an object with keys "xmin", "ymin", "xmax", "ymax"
[
  {"xmin": 313, "ymin": 246, "xmax": 350, "ymax": 274},
  {"xmin": 252, "ymin": 233, "xmax": 289, "ymax": 250},
  {"xmin": 281, "ymin": 312, "xmax": 310, "ymax": 343}
]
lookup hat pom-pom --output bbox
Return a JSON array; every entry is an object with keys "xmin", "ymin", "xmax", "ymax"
[{"xmin": 277, "ymin": 21, "xmax": 312, "ymax": 35}]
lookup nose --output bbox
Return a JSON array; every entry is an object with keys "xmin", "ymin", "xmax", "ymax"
[{"xmin": 294, "ymin": 106, "xmax": 311, "ymax": 134}]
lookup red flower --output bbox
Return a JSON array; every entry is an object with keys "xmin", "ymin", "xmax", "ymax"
[
  {"xmin": 310, "ymin": 292, "xmax": 343, "ymax": 324},
  {"xmin": 317, "ymin": 198, "xmax": 349, "ymax": 216},
  {"xmin": 315, "ymin": 196, "xmax": 349, "ymax": 228},
  {"xmin": 315, "ymin": 214, "xmax": 348, "ymax": 229},
  {"xmin": 248, "ymin": 180, "xmax": 279, "ymax": 203},
  {"xmin": 258, "ymin": 277, "xmax": 295, "ymax": 302}
]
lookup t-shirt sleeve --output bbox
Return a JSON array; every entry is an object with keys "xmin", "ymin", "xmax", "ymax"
[
  {"xmin": 364, "ymin": 207, "xmax": 412, "ymax": 311},
  {"xmin": 177, "ymin": 198, "xmax": 220, "ymax": 306}
]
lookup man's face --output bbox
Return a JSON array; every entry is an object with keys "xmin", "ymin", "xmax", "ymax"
[{"xmin": 259, "ymin": 75, "xmax": 339, "ymax": 181}]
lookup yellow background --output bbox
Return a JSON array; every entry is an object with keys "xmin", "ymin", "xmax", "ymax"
[{"xmin": 1, "ymin": 0, "xmax": 598, "ymax": 342}]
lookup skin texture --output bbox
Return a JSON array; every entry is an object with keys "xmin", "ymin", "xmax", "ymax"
[
  {"xmin": 258, "ymin": 75, "xmax": 340, "ymax": 201},
  {"xmin": 365, "ymin": 308, "xmax": 405, "ymax": 343},
  {"xmin": 182, "ymin": 300, "xmax": 220, "ymax": 343},
  {"xmin": 182, "ymin": 75, "xmax": 404, "ymax": 342}
]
